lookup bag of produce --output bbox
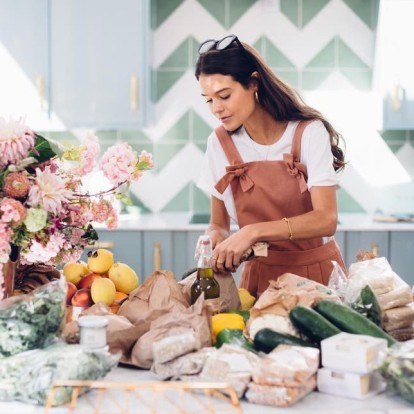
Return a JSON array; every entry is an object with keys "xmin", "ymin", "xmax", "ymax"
[
  {"xmin": 378, "ymin": 340, "xmax": 414, "ymax": 404},
  {"xmin": 0, "ymin": 277, "xmax": 66, "ymax": 358},
  {"xmin": 0, "ymin": 342, "xmax": 120, "ymax": 405}
]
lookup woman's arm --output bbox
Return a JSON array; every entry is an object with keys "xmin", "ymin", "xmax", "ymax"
[
  {"xmin": 213, "ymin": 186, "xmax": 338, "ymax": 271},
  {"xmin": 206, "ymin": 196, "xmax": 231, "ymax": 248}
]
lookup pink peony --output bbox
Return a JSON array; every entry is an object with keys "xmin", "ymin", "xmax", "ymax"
[
  {"xmin": 0, "ymin": 198, "xmax": 26, "ymax": 225},
  {"xmin": 70, "ymin": 132, "xmax": 101, "ymax": 176}
]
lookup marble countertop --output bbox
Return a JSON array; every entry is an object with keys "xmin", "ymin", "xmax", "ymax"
[
  {"xmin": 1, "ymin": 365, "xmax": 413, "ymax": 413},
  {"xmin": 95, "ymin": 213, "xmax": 414, "ymax": 232}
]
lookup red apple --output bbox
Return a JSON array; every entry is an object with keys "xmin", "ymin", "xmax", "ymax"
[
  {"xmin": 71, "ymin": 289, "xmax": 93, "ymax": 307},
  {"xmin": 66, "ymin": 281, "xmax": 78, "ymax": 306},
  {"xmin": 78, "ymin": 273, "xmax": 102, "ymax": 290}
]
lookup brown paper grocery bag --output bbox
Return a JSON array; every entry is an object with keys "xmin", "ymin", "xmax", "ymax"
[
  {"xmin": 178, "ymin": 271, "xmax": 241, "ymax": 312},
  {"xmin": 118, "ymin": 270, "xmax": 189, "ymax": 325},
  {"xmin": 130, "ymin": 296, "xmax": 212, "ymax": 369}
]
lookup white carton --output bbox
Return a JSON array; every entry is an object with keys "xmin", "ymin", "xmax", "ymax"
[
  {"xmin": 320, "ymin": 332, "xmax": 388, "ymax": 374},
  {"xmin": 317, "ymin": 367, "xmax": 386, "ymax": 399}
]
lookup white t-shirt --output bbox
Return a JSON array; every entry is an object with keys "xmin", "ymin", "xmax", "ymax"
[{"xmin": 197, "ymin": 120, "xmax": 339, "ymax": 223}]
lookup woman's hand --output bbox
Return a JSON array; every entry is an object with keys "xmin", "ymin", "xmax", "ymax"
[{"xmin": 212, "ymin": 225, "xmax": 255, "ymax": 273}]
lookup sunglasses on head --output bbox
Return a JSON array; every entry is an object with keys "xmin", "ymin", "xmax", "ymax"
[{"xmin": 198, "ymin": 34, "xmax": 254, "ymax": 67}]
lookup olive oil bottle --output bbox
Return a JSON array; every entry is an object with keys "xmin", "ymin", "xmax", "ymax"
[{"xmin": 191, "ymin": 235, "xmax": 220, "ymax": 304}]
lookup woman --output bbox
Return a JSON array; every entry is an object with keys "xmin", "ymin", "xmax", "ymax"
[{"xmin": 195, "ymin": 35, "xmax": 347, "ymax": 298}]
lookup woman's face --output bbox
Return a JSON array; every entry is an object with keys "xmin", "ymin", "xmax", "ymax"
[{"xmin": 199, "ymin": 73, "xmax": 257, "ymax": 131}]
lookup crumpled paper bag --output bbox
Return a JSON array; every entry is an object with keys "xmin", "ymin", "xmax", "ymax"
[
  {"xmin": 130, "ymin": 296, "xmax": 213, "ymax": 369},
  {"xmin": 118, "ymin": 269, "xmax": 189, "ymax": 326},
  {"xmin": 178, "ymin": 271, "xmax": 241, "ymax": 312},
  {"xmin": 62, "ymin": 303, "xmax": 144, "ymax": 361},
  {"xmin": 246, "ymin": 273, "xmax": 341, "ymax": 336}
]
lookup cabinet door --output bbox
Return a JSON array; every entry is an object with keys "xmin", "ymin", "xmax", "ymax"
[
  {"xmin": 142, "ymin": 231, "xmax": 175, "ymax": 282},
  {"xmin": 389, "ymin": 232, "xmax": 414, "ymax": 286},
  {"xmin": 345, "ymin": 231, "xmax": 389, "ymax": 268},
  {"xmin": 50, "ymin": 0, "xmax": 149, "ymax": 128},
  {"xmin": 0, "ymin": 0, "xmax": 49, "ymax": 128},
  {"xmin": 81, "ymin": 230, "xmax": 143, "ymax": 281},
  {"xmin": 334, "ymin": 231, "xmax": 346, "ymax": 261}
]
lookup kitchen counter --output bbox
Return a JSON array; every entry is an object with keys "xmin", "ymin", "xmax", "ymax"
[
  {"xmin": 99, "ymin": 213, "xmax": 414, "ymax": 232},
  {"xmin": 0, "ymin": 365, "xmax": 413, "ymax": 413}
]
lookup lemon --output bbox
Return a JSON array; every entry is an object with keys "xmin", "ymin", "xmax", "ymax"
[
  {"xmin": 108, "ymin": 262, "xmax": 139, "ymax": 294},
  {"xmin": 91, "ymin": 278, "xmax": 116, "ymax": 306},
  {"xmin": 87, "ymin": 248, "xmax": 114, "ymax": 274},
  {"xmin": 63, "ymin": 261, "xmax": 89, "ymax": 285},
  {"xmin": 238, "ymin": 288, "xmax": 256, "ymax": 311}
]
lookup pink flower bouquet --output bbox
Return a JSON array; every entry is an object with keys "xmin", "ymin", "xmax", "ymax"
[{"xmin": 0, "ymin": 117, "xmax": 153, "ymax": 298}]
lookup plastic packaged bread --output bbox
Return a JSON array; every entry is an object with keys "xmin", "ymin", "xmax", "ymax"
[
  {"xmin": 246, "ymin": 375, "xmax": 316, "ymax": 407},
  {"xmin": 382, "ymin": 305, "xmax": 414, "ymax": 331},
  {"xmin": 252, "ymin": 345, "xmax": 320, "ymax": 387}
]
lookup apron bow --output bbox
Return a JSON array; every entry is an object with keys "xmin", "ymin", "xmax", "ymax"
[
  {"xmin": 215, "ymin": 164, "xmax": 255, "ymax": 194},
  {"xmin": 283, "ymin": 153, "xmax": 308, "ymax": 194}
]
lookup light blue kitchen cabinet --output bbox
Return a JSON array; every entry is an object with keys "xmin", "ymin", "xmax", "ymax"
[
  {"xmin": 344, "ymin": 231, "xmax": 389, "ymax": 269},
  {"xmin": 0, "ymin": 0, "xmax": 49, "ymax": 124},
  {"xmin": 334, "ymin": 231, "xmax": 345, "ymax": 262},
  {"xmin": 383, "ymin": 95, "xmax": 414, "ymax": 130},
  {"xmin": 389, "ymin": 232, "xmax": 414, "ymax": 286},
  {"xmin": 50, "ymin": 0, "xmax": 150, "ymax": 129}
]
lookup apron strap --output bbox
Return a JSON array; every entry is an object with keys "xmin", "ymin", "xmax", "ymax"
[
  {"xmin": 291, "ymin": 120, "xmax": 314, "ymax": 161},
  {"xmin": 214, "ymin": 126, "xmax": 244, "ymax": 165}
]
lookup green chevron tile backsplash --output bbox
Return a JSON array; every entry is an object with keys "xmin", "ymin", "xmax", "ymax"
[{"xmin": 45, "ymin": 0, "xmax": 414, "ymax": 216}]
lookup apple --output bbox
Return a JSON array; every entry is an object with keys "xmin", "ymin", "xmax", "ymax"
[
  {"xmin": 78, "ymin": 273, "xmax": 102, "ymax": 290},
  {"xmin": 66, "ymin": 281, "xmax": 78, "ymax": 306},
  {"xmin": 71, "ymin": 289, "xmax": 93, "ymax": 307}
]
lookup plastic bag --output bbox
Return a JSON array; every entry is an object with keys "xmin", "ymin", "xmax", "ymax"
[
  {"xmin": 0, "ymin": 277, "xmax": 66, "ymax": 358},
  {"xmin": 378, "ymin": 340, "xmax": 414, "ymax": 404},
  {"xmin": 327, "ymin": 260, "xmax": 348, "ymax": 300},
  {"xmin": 0, "ymin": 342, "xmax": 120, "ymax": 405}
]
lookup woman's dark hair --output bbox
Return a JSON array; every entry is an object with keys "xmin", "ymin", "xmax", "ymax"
[{"xmin": 195, "ymin": 40, "xmax": 346, "ymax": 172}]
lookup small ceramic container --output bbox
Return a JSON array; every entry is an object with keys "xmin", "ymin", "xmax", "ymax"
[{"xmin": 77, "ymin": 315, "xmax": 109, "ymax": 350}]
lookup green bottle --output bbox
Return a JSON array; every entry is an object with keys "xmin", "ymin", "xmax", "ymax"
[{"xmin": 191, "ymin": 235, "xmax": 220, "ymax": 304}]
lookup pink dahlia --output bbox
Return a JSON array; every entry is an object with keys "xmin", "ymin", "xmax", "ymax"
[
  {"xmin": 28, "ymin": 166, "xmax": 71, "ymax": 215},
  {"xmin": 3, "ymin": 172, "xmax": 30, "ymax": 198},
  {"xmin": 0, "ymin": 117, "xmax": 36, "ymax": 168}
]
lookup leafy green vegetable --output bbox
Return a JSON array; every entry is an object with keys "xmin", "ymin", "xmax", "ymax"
[
  {"xmin": 0, "ymin": 278, "xmax": 66, "ymax": 358},
  {"xmin": 378, "ymin": 342, "xmax": 414, "ymax": 404},
  {"xmin": 0, "ymin": 343, "xmax": 120, "ymax": 405},
  {"xmin": 351, "ymin": 285, "xmax": 382, "ymax": 326}
]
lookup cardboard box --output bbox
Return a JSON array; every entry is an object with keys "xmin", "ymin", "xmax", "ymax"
[
  {"xmin": 317, "ymin": 368, "xmax": 386, "ymax": 400},
  {"xmin": 320, "ymin": 332, "xmax": 388, "ymax": 374}
]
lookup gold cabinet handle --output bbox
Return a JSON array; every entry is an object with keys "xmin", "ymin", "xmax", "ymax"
[
  {"xmin": 36, "ymin": 74, "xmax": 45, "ymax": 111},
  {"xmin": 85, "ymin": 241, "xmax": 114, "ymax": 250},
  {"xmin": 371, "ymin": 243, "xmax": 378, "ymax": 257},
  {"xmin": 130, "ymin": 74, "xmax": 138, "ymax": 112},
  {"xmin": 154, "ymin": 242, "xmax": 161, "ymax": 271},
  {"xmin": 392, "ymin": 81, "xmax": 402, "ymax": 112}
]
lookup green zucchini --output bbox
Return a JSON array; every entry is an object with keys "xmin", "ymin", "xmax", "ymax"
[
  {"xmin": 315, "ymin": 300, "xmax": 396, "ymax": 346},
  {"xmin": 289, "ymin": 305, "xmax": 341, "ymax": 343},
  {"xmin": 253, "ymin": 328, "xmax": 317, "ymax": 353}
]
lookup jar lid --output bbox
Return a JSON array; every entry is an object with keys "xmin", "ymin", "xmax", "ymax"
[{"xmin": 77, "ymin": 315, "xmax": 109, "ymax": 328}]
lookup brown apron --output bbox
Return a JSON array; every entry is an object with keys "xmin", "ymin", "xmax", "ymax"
[{"xmin": 214, "ymin": 121, "xmax": 346, "ymax": 297}]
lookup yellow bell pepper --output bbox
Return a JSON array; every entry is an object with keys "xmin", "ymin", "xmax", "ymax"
[{"xmin": 211, "ymin": 312, "xmax": 245, "ymax": 344}]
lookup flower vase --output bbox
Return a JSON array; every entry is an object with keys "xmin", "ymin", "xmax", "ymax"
[{"xmin": 1, "ymin": 246, "xmax": 19, "ymax": 299}]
